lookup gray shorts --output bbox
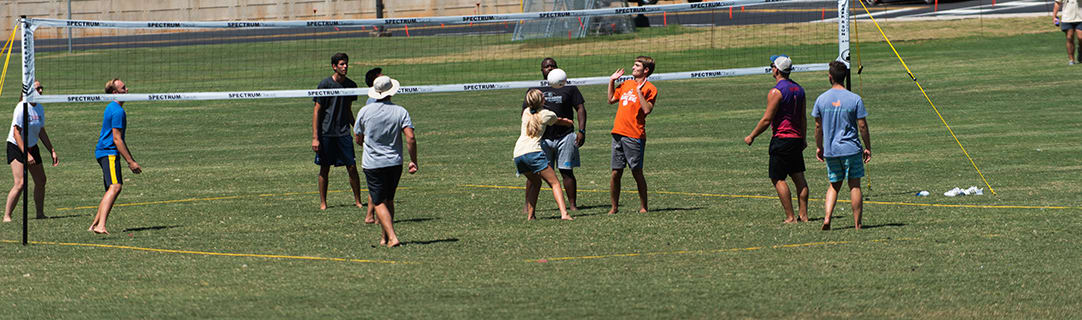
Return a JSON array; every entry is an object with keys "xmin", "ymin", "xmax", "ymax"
[
  {"xmin": 541, "ymin": 132, "xmax": 580, "ymax": 170},
  {"xmin": 611, "ymin": 133, "xmax": 645, "ymax": 170},
  {"xmin": 1063, "ymin": 21, "xmax": 1082, "ymax": 31}
]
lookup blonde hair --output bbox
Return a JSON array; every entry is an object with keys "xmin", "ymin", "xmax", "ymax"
[
  {"xmin": 524, "ymin": 89, "xmax": 545, "ymax": 138},
  {"xmin": 105, "ymin": 78, "xmax": 122, "ymax": 94}
]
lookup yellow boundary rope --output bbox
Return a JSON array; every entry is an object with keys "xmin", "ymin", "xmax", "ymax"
[
  {"xmin": 854, "ymin": 0, "xmax": 996, "ymax": 195},
  {"xmin": 0, "ymin": 24, "xmax": 19, "ymax": 97}
]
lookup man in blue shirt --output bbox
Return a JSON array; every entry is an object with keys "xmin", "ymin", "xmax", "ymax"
[
  {"xmin": 89, "ymin": 78, "xmax": 142, "ymax": 234},
  {"xmin": 812, "ymin": 61, "xmax": 871, "ymax": 231},
  {"xmin": 312, "ymin": 53, "xmax": 364, "ymax": 211}
]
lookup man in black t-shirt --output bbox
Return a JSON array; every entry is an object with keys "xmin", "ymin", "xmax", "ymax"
[
  {"xmin": 311, "ymin": 52, "xmax": 365, "ymax": 211},
  {"xmin": 521, "ymin": 58, "xmax": 587, "ymax": 210}
]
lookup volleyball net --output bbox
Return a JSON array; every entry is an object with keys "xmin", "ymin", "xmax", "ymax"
[{"xmin": 15, "ymin": 0, "xmax": 851, "ymax": 104}]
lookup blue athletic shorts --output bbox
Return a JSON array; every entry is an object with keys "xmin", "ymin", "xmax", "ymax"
[
  {"xmin": 364, "ymin": 165, "xmax": 402, "ymax": 206},
  {"xmin": 825, "ymin": 153, "xmax": 865, "ymax": 183},
  {"xmin": 314, "ymin": 135, "xmax": 356, "ymax": 167},
  {"xmin": 97, "ymin": 155, "xmax": 123, "ymax": 190},
  {"xmin": 514, "ymin": 151, "xmax": 549, "ymax": 174}
]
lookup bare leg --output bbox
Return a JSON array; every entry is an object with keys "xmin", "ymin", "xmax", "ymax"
[
  {"xmin": 317, "ymin": 165, "xmax": 330, "ymax": 210},
  {"xmin": 539, "ymin": 167, "xmax": 571, "ymax": 220},
  {"xmin": 523, "ymin": 172, "xmax": 542, "ymax": 220},
  {"xmin": 773, "ymin": 178, "xmax": 796, "ymax": 223},
  {"xmin": 4, "ymin": 161, "xmax": 25, "ymax": 222},
  {"xmin": 92, "ymin": 184, "xmax": 123, "ymax": 234},
  {"xmin": 822, "ymin": 181, "xmax": 843, "ymax": 230},
  {"xmin": 848, "ymin": 178, "xmax": 863, "ymax": 230},
  {"xmin": 609, "ymin": 169, "xmax": 623, "ymax": 214},
  {"xmin": 377, "ymin": 200, "xmax": 397, "ymax": 245},
  {"xmin": 29, "ymin": 164, "xmax": 47, "ymax": 219},
  {"xmin": 1068, "ymin": 30, "xmax": 1078, "ymax": 63},
  {"xmin": 346, "ymin": 165, "xmax": 364, "ymax": 209},
  {"xmin": 630, "ymin": 168, "xmax": 648, "ymax": 213},
  {"xmin": 364, "ymin": 196, "xmax": 376, "ymax": 224},
  {"xmin": 374, "ymin": 202, "xmax": 399, "ymax": 247},
  {"xmin": 791, "ymin": 172, "xmax": 810, "ymax": 222},
  {"xmin": 1076, "ymin": 31, "xmax": 1082, "ymax": 61},
  {"xmin": 559, "ymin": 169, "xmax": 578, "ymax": 211}
]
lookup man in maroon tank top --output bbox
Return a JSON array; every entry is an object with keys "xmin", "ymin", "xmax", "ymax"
[{"xmin": 744, "ymin": 54, "xmax": 810, "ymax": 223}]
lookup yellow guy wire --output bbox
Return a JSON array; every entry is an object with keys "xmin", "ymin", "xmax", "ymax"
[
  {"xmin": 0, "ymin": 23, "xmax": 19, "ymax": 97},
  {"xmin": 854, "ymin": 0, "xmax": 997, "ymax": 195}
]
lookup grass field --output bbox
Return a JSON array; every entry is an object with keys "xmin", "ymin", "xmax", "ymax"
[{"xmin": 2, "ymin": 16, "xmax": 1081, "ymax": 318}]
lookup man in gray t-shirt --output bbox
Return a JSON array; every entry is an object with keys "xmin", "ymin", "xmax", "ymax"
[
  {"xmin": 311, "ymin": 53, "xmax": 364, "ymax": 211},
  {"xmin": 354, "ymin": 75, "xmax": 418, "ymax": 248}
]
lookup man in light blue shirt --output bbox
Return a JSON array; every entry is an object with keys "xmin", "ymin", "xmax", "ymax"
[
  {"xmin": 812, "ymin": 61, "xmax": 871, "ymax": 231},
  {"xmin": 354, "ymin": 75, "xmax": 417, "ymax": 248}
]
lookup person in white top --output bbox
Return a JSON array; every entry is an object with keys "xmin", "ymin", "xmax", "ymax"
[
  {"xmin": 4, "ymin": 82, "xmax": 58, "ymax": 222},
  {"xmin": 1054, "ymin": 0, "xmax": 1082, "ymax": 64},
  {"xmin": 514, "ymin": 89, "xmax": 574, "ymax": 221}
]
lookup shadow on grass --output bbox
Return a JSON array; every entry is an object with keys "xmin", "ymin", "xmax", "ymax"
[
  {"xmin": 649, "ymin": 207, "xmax": 703, "ymax": 213},
  {"xmin": 38, "ymin": 214, "xmax": 83, "ymax": 220},
  {"xmin": 829, "ymin": 223, "xmax": 907, "ymax": 230},
  {"xmin": 122, "ymin": 225, "xmax": 182, "ymax": 232},
  {"xmin": 402, "ymin": 238, "xmax": 459, "ymax": 246},
  {"xmin": 395, "ymin": 217, "xmax": 437, "ymax": 224}
]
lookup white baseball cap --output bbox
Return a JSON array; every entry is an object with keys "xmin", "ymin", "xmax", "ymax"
[
  {"xmin": 368, "ymin": 75, "xmax": 400, "ymax": 99},
  {"xmin": 770, "ymin": 54, "xmax": 792, "ymax": 73}
]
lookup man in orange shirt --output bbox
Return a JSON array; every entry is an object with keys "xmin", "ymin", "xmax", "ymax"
[{"xmin": 606, "ymin": 56, "xmax": 657, "ymax": 215}]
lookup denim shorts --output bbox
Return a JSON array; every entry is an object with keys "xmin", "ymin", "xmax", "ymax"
[{"xmin": 514, "ymin": 151, "xmax": 549, "ymax": 174}]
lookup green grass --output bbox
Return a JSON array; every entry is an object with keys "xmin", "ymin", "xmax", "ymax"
[{"xmin": 2, "ymin": 24, "xmax": 1081, "ymax": 318}]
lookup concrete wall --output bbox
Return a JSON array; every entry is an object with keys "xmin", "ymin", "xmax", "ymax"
[{"xmin": 1, "ymin": 0, "xmax": 525, "ymax": 39}]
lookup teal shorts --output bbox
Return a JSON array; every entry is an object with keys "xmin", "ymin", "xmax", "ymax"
[{"xmin": 825, "ymin": 153, "xmax": 864, "ymax": 183}]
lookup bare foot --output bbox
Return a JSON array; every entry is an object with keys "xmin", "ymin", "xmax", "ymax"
[
  {"xmin": 93, "ymin": 228, "xmax": 110, "ymax": 235},
  {"xmin": 355, "ymin": 202, "xmax": 364, "ymax": 209},
  {"xmin": 35, "ymin": 214, "xmax": 47, "ymax": 219},
  {"xmin": 798, "ymin": 214, "xmax": 809, "ymax": 222},
  {"xmin": 2, "ymin": 216, "xmax": 10, "ymax": 222},
  {"xmin": 386, "ymin": 239, "xmax": 401, "ymax": 248},
  {"xmin": 561, "ymin": 215, "xmax": 574, "ymax": 221},
  {"xmin": 380, "ymin": 238, "xmax": 387, "ymax": 246},
  {"xmin": 608, "ymin": 207, "xmax": 618, "ymax": 215},
  {"xmin": 364, "ymin": 218, "xmax": 376, "ymax": 224},
  {"xmin": 783, "ymin": 217, "xmax": 797, "ymax": 224},
  {"xmin": 569, "ymin": 204, "xmax": 579, "ymax": 211},
  {"xmin": 319, "ymin": 203, "xmax": 328, "ymax": 210},
  {"xmin": 88, "ymin": 224, "xmax": 97, "ymax": 232},
  {"xmin": 821, "ymin": 223, "xmax": 831, "ymax": 231},
  {"xmin": 854, "ymin": 224, "xmax": 862, "ymax": 230},
  {"xmin": 638, "ymin": 208, "xmax": 648, "ymax": 213},
  {"xmin": 527, "ymin": 214, "xmax": 537, "ymax": 221}
]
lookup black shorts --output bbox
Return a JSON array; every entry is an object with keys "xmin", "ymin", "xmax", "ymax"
[
  {"xmin": 98, "ymin": 155, "xmax": 124, "ymax": 190},
  {"xmin": 364, "ymin": 165, "xmax": 402, "ymax": 206},
  {"xmin": 768, "ymin": 137, "xmax": 806, "ymax": 180},
  {"xmin": 6, "ymin": 142, "xmax": 42, "ymax": 165},
  {"xmin": 314, "ymin": 135, "xmax": 357, "ymax": 167}
]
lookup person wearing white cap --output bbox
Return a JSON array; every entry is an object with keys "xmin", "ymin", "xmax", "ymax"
[
  {"xmin": 744, "ymin": 54, "xmax": 810, "ymax": 224},
  {"xmin": 354, "ymin": 75, "xmax": 417, "ymax": 247}
]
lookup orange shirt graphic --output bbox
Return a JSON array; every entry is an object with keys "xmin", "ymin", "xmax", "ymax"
[{"xmin": 610, "ymin": 79, "xmax": 657, "ymax": 139}]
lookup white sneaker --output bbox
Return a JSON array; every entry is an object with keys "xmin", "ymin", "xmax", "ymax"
[
  {"xmin": 944, "ymin": 187, "xmax": 965, "ymax": 197},
  {"xmin": 964, "ymin": 186, "xmax": 983, "ymax": 195}
]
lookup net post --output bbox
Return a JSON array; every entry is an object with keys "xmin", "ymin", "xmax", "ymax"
[{"xmin": 19, "ymin": 15, "xmax": 33, "ymax": 246}]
